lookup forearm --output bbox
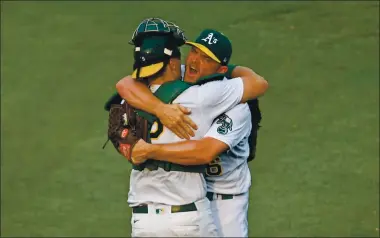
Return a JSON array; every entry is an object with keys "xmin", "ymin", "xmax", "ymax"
[
  {"xmin": 116, "ymin": 76, "xmax": 164, "ymax": 116},
  {"xmin": 228, "ymin": 65, "xmax": 268, "ymax": 99},
  {"xmin": 147, "ymin": 141, "xmax": 209, "ymax": 165},
  {"xmin": 146, "ymin": 137, "xmax": 228, "ymax": 166},
  {"xmin": 232, "ymin": 65, "xmax": 268, "ymax": 102},
  {"xmin": 231, "ymin": 65, "xmax": 257, "ymax": 79}
]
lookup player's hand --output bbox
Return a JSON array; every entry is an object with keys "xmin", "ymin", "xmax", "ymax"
[
  {"xmin": 131, "ymin": 139, "xmax": 150, "ymax": 165},
  {"xmin": 154, "ymin": 104, "xmax": 198, "ymax": 140}
]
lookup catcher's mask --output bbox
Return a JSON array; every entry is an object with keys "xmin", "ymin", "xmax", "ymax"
[
  {"xmin": 132, "ymin": 35, "xmax": 181, "ymax": 79},
  {"xmin": 129, "ymin": 17, "xmax": 187, "ymax": 47}
]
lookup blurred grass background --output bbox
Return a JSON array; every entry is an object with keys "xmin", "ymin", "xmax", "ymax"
[{"xmin": 1, "ymin": 1, "xmax": 379, "ymax": 237}]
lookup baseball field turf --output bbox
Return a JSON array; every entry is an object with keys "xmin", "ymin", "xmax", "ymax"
[{"xmin": 1, "ymin": 1, "xmax": 379, "ymax": 237}]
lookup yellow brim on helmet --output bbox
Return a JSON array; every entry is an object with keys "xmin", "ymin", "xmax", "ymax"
[{"xmin": 131, "ymin": 62, "xmax": 164, "ymax": 79}]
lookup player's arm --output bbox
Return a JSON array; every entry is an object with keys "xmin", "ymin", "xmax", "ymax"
[
  {"xmin": 132, "ymin": 137, "xmax": 228, "ymax": 165},
  {"xmin": 231, "ymin": 65, "xmax": 268, "ymax": 103},
  {"xmin": 116, "ymin": 75, "xmax": 163, "ymax": 114},
  {"xmin": 132, "ymin": 104, "xmax": 251, "ymax": 166},
  {"xmin": 115, "ymin": 75, "xmax": 197, "ymax": 139},
  {"xmin": 200, "ymin": 66, "xmax": 268, "ymax": 122}
]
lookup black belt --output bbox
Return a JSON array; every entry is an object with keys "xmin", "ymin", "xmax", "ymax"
[
  {"xmin": 133, "ymin": 160, "xmax": 205, "ymax": 173},
  {"xmin": 132, "ymin": 202, "xmax": 197, "ymax": 214},
  {"xmin": 206, "ymin": 192, "xmax": 235, "ymax": 201}
]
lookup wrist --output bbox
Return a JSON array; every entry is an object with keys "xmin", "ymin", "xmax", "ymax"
[
  {"xmin": 147, "ymin": 144, "xmax": 160, "ymax": 158},
  {"xmin": 153, "ymin": 101, "xmax": 166, "ymax": 117}
]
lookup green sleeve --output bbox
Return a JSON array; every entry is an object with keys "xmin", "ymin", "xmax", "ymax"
[{"xmin": 225, "ymin": 64, "xmax": 238, "ymax": 79}]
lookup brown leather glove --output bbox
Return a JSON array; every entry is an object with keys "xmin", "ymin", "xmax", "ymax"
[{"xmin": 107, "ymin": 102, "xmax": 149, "ymax": 161}]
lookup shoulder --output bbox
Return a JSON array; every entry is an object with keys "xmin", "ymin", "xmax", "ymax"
[
  {"xmin": 199, "ymin": 77, "xmax": 243, "ymax": 105},
  {"xmin": 225, "ymin": 103, "xmax": 250, "ymax": 117},
  {"xmin": 200, "ymin": 77, "xmax": 243, "ymax": 90}
]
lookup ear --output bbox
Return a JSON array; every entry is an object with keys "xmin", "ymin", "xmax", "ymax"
[
  {"xmin": 217, "ymin": 65, "xmax": 228, "ymax": 74},
  {"xmin": 169, "ymin": 58, "xmax": 176, "ymax": 69}
]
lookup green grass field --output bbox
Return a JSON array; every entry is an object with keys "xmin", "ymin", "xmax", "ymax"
[{"xmin": 1, "ymin": 1, "xmax": 379, "ymax": 237}]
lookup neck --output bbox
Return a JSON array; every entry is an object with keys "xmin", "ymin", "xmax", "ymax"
[
  {"xmin": 149, "ymin": 72, "xmax": 176, "ymax": 86},
  {"xmin": 149, "ymin": 77, "xmax": 165, "ymax": 86}
]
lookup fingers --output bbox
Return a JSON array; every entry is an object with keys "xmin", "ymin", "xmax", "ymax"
[
  {"xmin": 131, "ymin": 157, "xmax": 138, "ymax": 164},
  {"xmin": 183, "ymin": 115, "xmax": 198, "ymax": 130},
  {"xmin": 180, "ymin": 120, "xmax": 195, "ymax": 137},
  {"xmin": 177, "ymin": 126, "xmax": 190, "ymax": 140},
  {"xmin": 160, "ymin": 120, "xmax": 185, "ymax": 139},
  {"xmin": 177, "ymin": 104, "xmax": 191, "ymax": 114},
  {"xmin": 171, "ymin": 128, "xmax": 185, "ymax": 139},
  {"xmin": 174, "ymin": 104, "xmax": 198, "ymax": 131},
  {"xmin": 170, "ymin": 125, "xmax": 190, "ymax": 140},
  {"xmin": 169, "ymin": 118, "xmax": 196, "ymax": 139},
  {"xmin": 130, "ymin": 139, "xmax": 149, "ymax": 165},
  {"xmin": 159, "ymin": 104, "xmax": 198, "ymax": 140},
  {"xmin": 131, "ymin": 157, "xmax": 145, "ymax": 165}
]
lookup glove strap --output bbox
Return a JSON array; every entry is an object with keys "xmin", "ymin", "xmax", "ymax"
[{"xmin": 102, "ymin": 138, "xmax": 110, "ymax": 149}]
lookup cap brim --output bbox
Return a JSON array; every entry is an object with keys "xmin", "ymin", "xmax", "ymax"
[
  {"xmin": 132, "ymin": 62, "xmax": 164, "ymax": 79},
  {"xmin": 185, "ymin": 41, "xmax": 221, "ymax": 63}
]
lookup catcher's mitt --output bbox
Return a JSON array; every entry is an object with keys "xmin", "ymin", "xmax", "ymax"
[{"xmin": 106, "ymin": 101, "xmax": 149, "ymax": 161}]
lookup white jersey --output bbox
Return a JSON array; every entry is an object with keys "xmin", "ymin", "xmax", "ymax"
[
  {"xmin": 128, "ymin": 74, "xmax": 245, "ymax": 206},
  {"xmin": 204, "ymin": 103, "xmax": 252, "ymax": 194}
]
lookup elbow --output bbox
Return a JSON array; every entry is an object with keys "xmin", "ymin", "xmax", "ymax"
[
  {"xmin": 194, "ymin": 138, "xmax": 225, "ymax": 165},
  {"xmin": 242, "ymin": 76, "xmax": 270, "ymax": 103},
  {"xmin": 116, "ymin": 77, "xmax": 133, "ymax": 99},
  {"xmin": 190, "ymin": 149, "xmax": 215, "ymax": 165},
  {"xmin": 197, "ymin": 155, "xmax": 213, "ymax": 165},
  {"xmin": 198, "ymin": 151, "xmax": 218, "ymax": 164},
  {"xmin": 258, "ymin": 77, "xmax": 269, "ymax": 97},
  {"xmin": 250, "ymin": 77, "xmax": 269, "ymax": 99},
  {"xmin": 203, "ymin": 155, "xmax": 215, "ymax": 164}
]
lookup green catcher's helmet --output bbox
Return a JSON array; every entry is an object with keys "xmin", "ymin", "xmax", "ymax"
[
  {"xmin": 129, "ymin": 18, "xmax": 187, "ymax": 47},
  {"xmin": 132, "ymin": 35, "xmax": 181, "ymax": 79}
]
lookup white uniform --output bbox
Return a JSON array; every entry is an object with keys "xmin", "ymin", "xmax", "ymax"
[
  {"xmin": 128, "ymin": 74, "xmax": 245, "ymax": 237},
  {"xmin": 204, "ymin": 103, "xmax": 252, "ymax": 237}
]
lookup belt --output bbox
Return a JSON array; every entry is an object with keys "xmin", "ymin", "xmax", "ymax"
[
  {"xmin": 133, "ymin": 160, "xmax": 206, "ymax": 173},
  {"xmin": 132, "ymin": 202, "xmax": 197, "ymax": 214},
  {"xmin": 206, "ymin": 192, "xmax": 234, "ymax": 201}
]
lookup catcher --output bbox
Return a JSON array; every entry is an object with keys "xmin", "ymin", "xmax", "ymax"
[{"xmin": 104, "ymin": 18, "xmax": 194, "ymax": 162}]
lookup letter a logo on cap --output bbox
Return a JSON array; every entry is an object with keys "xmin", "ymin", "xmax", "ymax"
[{"xmin": 201, "ymin": 33, "xmax": 218, "ymax": 45}]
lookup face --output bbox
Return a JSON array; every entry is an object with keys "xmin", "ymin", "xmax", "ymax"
[
  {"xmin": 184, "ymin": 46, "xmax": 227, "ymax": 83},
  {"xmin": 168, "ymin": 57, "xmax": 182, "ymax": 81}
]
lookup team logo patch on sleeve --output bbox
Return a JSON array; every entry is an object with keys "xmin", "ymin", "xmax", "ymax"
[{"xmin": 216, "ymin": 114, "xmax": 233, "ymax": 135}]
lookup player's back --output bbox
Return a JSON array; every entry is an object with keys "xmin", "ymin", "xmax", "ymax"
[{"xmin": 128, "ymin": 77, "xmax": 245, "ymax": 206}]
